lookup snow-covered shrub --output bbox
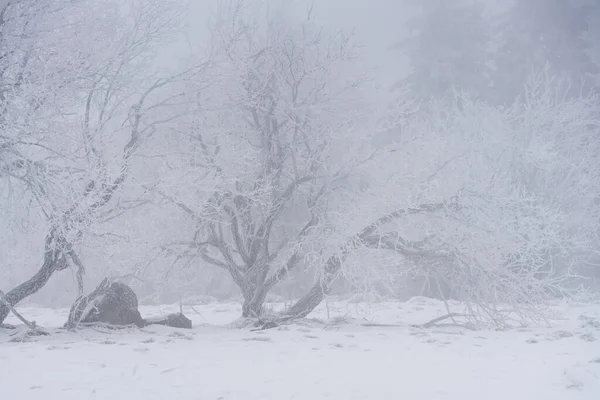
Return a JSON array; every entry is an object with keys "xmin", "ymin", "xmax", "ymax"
[{"xmin": 353, "ymin": 70, "xmax": 599, "ymax": 327}]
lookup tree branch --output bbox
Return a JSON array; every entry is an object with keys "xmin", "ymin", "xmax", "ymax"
[
  {"xmin": 265, "ymin": 214, "xmax": 320, "ymax": 289},
  {"xmin": 358, "ymin": 202, "xmax": 451, "ymax": 239}
]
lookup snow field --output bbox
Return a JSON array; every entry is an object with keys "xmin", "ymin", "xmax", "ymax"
[{"xmin": 1, "ymin": 298, "xmax": 599, "ymax": 400}]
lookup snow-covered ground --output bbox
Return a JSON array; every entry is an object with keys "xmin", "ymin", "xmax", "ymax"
[{"xmin": 1, "ymin": 297, "xmax": 599, "ymax": 399}]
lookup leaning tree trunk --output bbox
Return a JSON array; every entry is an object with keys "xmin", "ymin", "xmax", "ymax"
[
  {"xmin": 268, "ymin": 205, "xmax": 439, "ymax": 324},
  {"xmin": 273, "ymin": 256, "xmax": 342, "ymax": 323},
  {"xmin": 276, "ymin": 283, "xmax": 329, "ymax": 321},
  {"xmin": 0, "ymin": 232, "xmax": 68, "ymax": 324},
  {"xmin": 252, "ymin": 204, "xmax": 449, "ymax": 328}
]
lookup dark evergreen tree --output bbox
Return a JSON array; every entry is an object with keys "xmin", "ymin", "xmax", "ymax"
[
  {"xmin": 493, "ymin": 0, "xmax": 599, "ymax": 104},
  {"xmin": 584, "ymin": 0, "xmax": 600, "ymax": 88},
  {"xmin": 395, "ymin": 0, "xmax": 493, "ymax": 102}
]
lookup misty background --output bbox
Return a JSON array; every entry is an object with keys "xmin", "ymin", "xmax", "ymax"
[{"xmin": 1, "ymin": 0, "xmax": 599, "ymax": 317}]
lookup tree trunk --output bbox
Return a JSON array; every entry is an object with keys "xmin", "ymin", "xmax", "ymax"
[
  {"xmin": 241, "ymin": 284, "xmax": 268, "ymax": 318},
  {"xmin": 0, "ymin": 243, "xmax": 68, "ymax": 324}
]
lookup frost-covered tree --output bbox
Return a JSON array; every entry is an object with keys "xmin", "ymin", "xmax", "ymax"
[
  {"xmin": 153, "ymin": 1, "xmax": 381, "ymax": 320},
  {"xmin": 0, "ymin": 0, "xmax": 196, "ymax": 323},
  {"xmin": 152, "ymin": 2, "xmax": 596, "ymax": 328},
  {"xmin": 327, "ymin": 70, "xmax": 599, "ymax": 326},
  {"xmin": 384, "ymin": 71, "xmax": 600, "ymax": 325}
]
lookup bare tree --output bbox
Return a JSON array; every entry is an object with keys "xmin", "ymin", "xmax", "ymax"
[
  {"xmin": 152, "ymin": 1, "xmax": 370, "ymax": 318},
  {"xmin": 0, "ymin": 0, "xmax": 199, "ymax": 323},
  {"xmin": 153, "ymin": 2, "xmax": 446, "ymax": 322}
]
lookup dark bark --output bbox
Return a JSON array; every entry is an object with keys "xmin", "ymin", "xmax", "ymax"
[
  {"xmin": 270, "ymin": 256, "xmax": 342, "ymax": 324},
  {"xmin": 0, "ymin": 290, "xmax": 35, "ymax": 329},
  {"xmin": 276, "ymin": 283, "xmax": 329, "ymax": 321},
  {"xmin": 253, "ymin": 282, "xmax": 331, "ymax": 330},
  {"xmin": 0, "ymin": 233, "xmax": 68, "ymax": 324},
  {"xmin": 238, "ymin": 259, "xmax": 273, "ymax": 318}
]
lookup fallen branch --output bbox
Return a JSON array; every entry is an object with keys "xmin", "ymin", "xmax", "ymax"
[
  {"xmin": 189, "ymin": 305, "xmax": 207, "ymax": 321},
  {"xmin": 412, "ymin": 312, "xmax": 466, "ymax": 329},
  {"xmin": 0, "ymin": 290, "xmax": 49, "ymax": 335}
]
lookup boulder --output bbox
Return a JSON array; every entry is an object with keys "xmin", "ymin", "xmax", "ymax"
[
  {"xmin": 66, "ymin": 278, "xmax": 192, "ymax": 330},
  {"xmin": 71, "ymin": 280, "xmax": 145, "ymax": 328}
]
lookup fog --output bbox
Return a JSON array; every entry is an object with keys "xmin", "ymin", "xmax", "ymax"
[
  {"xmin": 1, "ymin": 0, "xmax": 600, "ymax": 397},
  {"xmin": 1, "ymin": 0, "xmax": 599, "ymax": 333}
]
